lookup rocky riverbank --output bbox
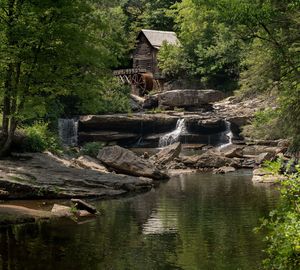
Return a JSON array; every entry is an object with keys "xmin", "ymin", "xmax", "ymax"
[
  {"xmin": 0, "ymin": 152, "xmax": 156, "ymax": 200},
  {"xmin": 0, "ymin": 93, "xmax": 285, "ymax": 225}
]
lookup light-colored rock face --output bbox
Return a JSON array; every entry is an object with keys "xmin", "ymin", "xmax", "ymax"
[
  {"xmin": 220, "ymin": 145, "xmax": 244, "ymax": 158},
  {"xmin": 72, "ymin": 156, "xmax": 109, "ymax": 174},
  {"xmin": 51, "ymin": 204, "xmax": 73, "ymax": 218},
  {"xmin": 158, "ymin": 89, "xmax": 225, "ymax": 108},
  {"xmin": 152, "ymin": 142, "xmax": 182, "ymax": 165},
  {"xmin": 97, "ymin": 146, "xmax": 169, "ymax": 180}
]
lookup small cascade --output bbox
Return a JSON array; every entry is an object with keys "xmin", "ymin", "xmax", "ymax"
[
  {"xmin": 159, "ymin": 119, "xmax": 186, "ymax": 148},
  {"xmin": 58, "ymin": 118, "xmax": 78, "ymax": 146},
  {"xmin": 219, "ymin": 120, "xmax": 233, "ymax": 149}
]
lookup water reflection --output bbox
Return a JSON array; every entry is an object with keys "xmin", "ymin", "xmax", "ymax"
[{"xmin": 0, "ymin": 171, "xmax": 278, "ymax": 270}]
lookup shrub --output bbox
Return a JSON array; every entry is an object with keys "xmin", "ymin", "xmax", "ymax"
[
  {"xmin": 242, "ymin": 108, "xmax": 283, "ymax": 140},
  {"xmin": 22, "ymin": 122, "xmax": 61, "ymax": 153},
  {"xmin": 263, "ymin": 157, "xmax": 284, "ymax": 175},
  {"xmin": 257, "ymin": 165, "xmax": 300, "ymax": 269},
  {"xmin": 80, "ymin": 142, "xmax": 105, "ymax": 158}
]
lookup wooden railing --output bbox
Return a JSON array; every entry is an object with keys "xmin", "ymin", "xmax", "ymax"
[{"xmin": 113, "ymin": 68, "xmax": 148, "ymax": 76}]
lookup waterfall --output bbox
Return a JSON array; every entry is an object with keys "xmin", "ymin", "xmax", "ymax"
[
  {"xmin": 159, "ymin": 119, "xmax": 186, "ymax": 148},
  {"xmin": 219, "ymin": 120, "xmax": 233, "ymax": 149},
  {"xmin": 58, "ymin": 118, "xmax": 78, "ymax": 146}
]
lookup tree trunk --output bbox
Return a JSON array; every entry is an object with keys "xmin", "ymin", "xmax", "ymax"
[{"xmin": 0, "ymin": 0, "xmax": 17, "ymax": 157}]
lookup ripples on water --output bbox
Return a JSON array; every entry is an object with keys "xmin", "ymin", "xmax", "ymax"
[{"xmin": 0, "ymin": 171, "xmax": 278, "ymax": 270}]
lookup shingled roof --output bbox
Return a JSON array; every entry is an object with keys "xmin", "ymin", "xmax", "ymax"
[{"xmin": 140, "ymin": 29, "xmax": 179, "ymax": 49}]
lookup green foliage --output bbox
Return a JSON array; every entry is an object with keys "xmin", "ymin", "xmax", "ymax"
[
  {"xmin": 158, "ymin": 42, "xmax": 191, "ymax": 79},
  {"xmin": 158, "ymin": 0, "xmax": 241, "ymax": 91},
  {"xmin": 242, "ymin": 108, "xmax": 283, "ymax": 140},
  {"xmin": 263, "ymin": 158, "xmax": 284, "ymax": 175},
  {"xmin": 76, "ymin": 78, "xmax": 131, "ymax": 114},
  {"xmin": 257, "ymin": 170, "xmax": 300, "ymax": 269},
  {"xmin": 80, "ymin": 142, "xmax": 105, "ymax": 158},
  {"xmin": 22, "ymin": 122, "xmax": 61, "ymax": 153},
  {"xmin": 0, "ymin": 0, "xmax": 129, "ymax": 154}
]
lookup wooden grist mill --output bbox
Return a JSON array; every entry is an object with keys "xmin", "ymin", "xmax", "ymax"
[{"xmin": 114, "ymin": 29, "xmax": 179, "ymax": 96}]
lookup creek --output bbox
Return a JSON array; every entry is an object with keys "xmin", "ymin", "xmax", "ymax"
[{"xmin": 0, "ymin": 170, "xmax": 278, "ymax": 270}]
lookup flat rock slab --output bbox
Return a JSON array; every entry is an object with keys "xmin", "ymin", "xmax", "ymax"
[
  {"xmin": 97, "ymin": 146, "xmax": 169, "ymax": 180},
  {"xmin": 79, "ymin": 114, "xmax": 179, "ymax": 134},
  {"xmin": 0, "ymin": 152, "xmax": 153, "ymax": 200}
]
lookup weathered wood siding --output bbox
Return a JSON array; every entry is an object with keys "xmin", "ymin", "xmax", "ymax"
[{"xmin": 133, "ymin": 34, "xmax": 158, "ymax": 73}]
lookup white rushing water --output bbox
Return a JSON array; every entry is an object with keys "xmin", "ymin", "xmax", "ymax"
[
  {"xmin": 219, "ymin": 120, "xmax": 233, "ymax": 149},
  {"xmin": 58, "ymin": 118, "xmax": 78, "ymax": 146},
  {"xmin": 159, "ymin": 118, "xmax": 186, "ymax": 148}
]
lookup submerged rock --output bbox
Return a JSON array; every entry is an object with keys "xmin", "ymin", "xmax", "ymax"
[
  {"xmin": 0, "ymin": 205, "xmax": 51, "ymax": 225},
  {"xmin": 213, "ymin": 166, "xmax": 236, "ymax": 174},
  {"xmin": 71, "ymin": 199, "xmax": 98, "ymax": 214},
  {"xmin": 97, "ymin": 146, "xmax": 169, "ymax": 180}
]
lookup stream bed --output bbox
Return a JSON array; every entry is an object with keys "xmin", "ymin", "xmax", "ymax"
[{"xmin": 0, "ymin": 170, "xmax": 278, "ymax": 270}]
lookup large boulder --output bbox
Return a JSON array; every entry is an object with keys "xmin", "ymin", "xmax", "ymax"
[
  {"xmin": 158, "ymin": 89, "xmax": 225, "ymax": 109},
  {"xmin": 97, "ymin": 146, "xmax": 169, "ymax": 180},
  {"xmin": 0, "ymin": 152, "xmax": 153, "ymax": 199},
  {"xmin": 255, "ymin": 152, "xmax": 276, "ymax": 165},
  {"xmin": 220, "ymin": 145, "xmax": 244, "ymax": 158},
  {"xmin": 152, "ymin": 142, "xmax": 181, "ymax": 165},
  {"xmin": 196, "ymin": 151, "xmax": 234, "ymax": 168},
  {"xmin": 130, "ymin": 94, "xmax": 144, "ymax": 112},
  {"xmin": 180, "ymin": 151, "xmax": 234, "ymax": 169},
  {"xmin": 143, "ymin": 94, "xmax": 159, "ymax": 109}
]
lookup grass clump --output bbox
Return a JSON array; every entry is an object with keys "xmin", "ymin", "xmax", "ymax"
[{"xmin": 80, "ymin": 142, "xmax": 105, "ymax": 158}]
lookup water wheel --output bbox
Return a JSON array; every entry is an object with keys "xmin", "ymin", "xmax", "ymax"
[{"xmin": 131, "ymin": 73, "xmax": 153, "ymax": 96}]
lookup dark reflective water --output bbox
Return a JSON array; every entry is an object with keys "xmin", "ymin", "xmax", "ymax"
[{"xmin": 0, "ymin": 171, "xmax": 278, "ymax": 270}]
